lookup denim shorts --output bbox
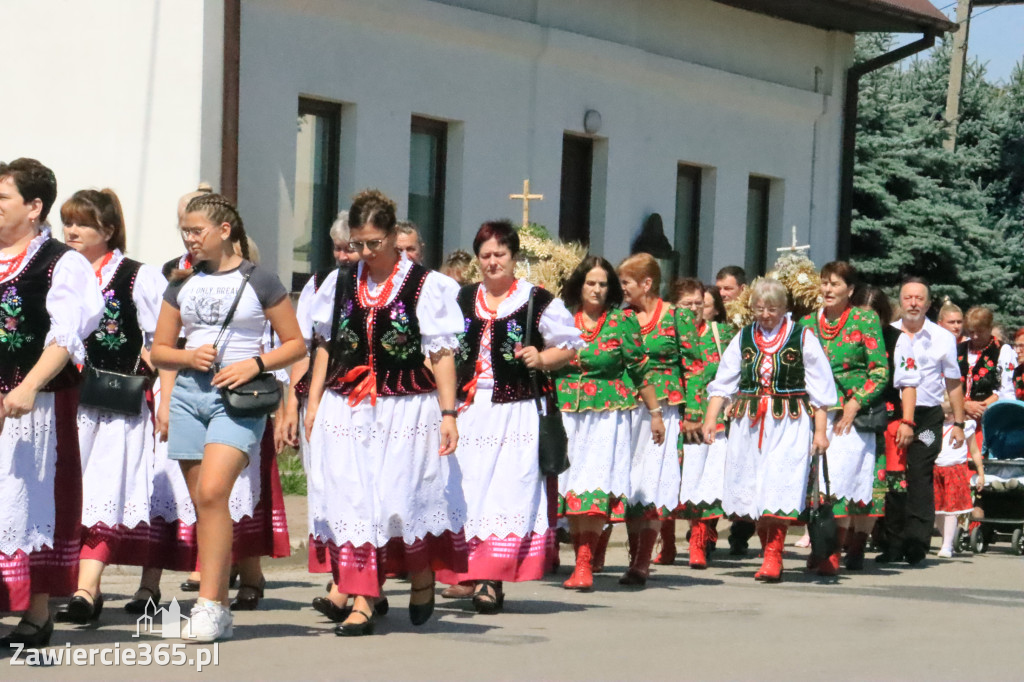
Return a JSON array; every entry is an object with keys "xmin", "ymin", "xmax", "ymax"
[{"xmin": 167, "ymin": 369, "xmax": 267, "ymax": 460}]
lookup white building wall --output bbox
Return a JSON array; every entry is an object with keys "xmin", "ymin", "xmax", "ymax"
[
  {"xmin": 3, "ymin": 0, "xmax": 223, "ymax": 268},
  {"xmin": 238, "ymin": 0, "xmax": 850, "ymax": 284}
]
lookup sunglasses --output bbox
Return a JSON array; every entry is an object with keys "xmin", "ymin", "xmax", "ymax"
[{"xmin": 347, "ymin": 239, "xmax": 387, "ymax": 253}]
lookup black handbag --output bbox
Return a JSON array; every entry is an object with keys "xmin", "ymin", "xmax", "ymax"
[
  {"xmin": 213, "ymin": 269, "xmax": 282, "ymax": 419},
  {"xmin": 808, "ymin": 450, "xmax": 839, "ymax": 562},
  {"xmin": 79, "ymin": 356, "xmax": 147, "ymax": 416},
  {"xmin": 852, "ymin": 400, "xmax": 888, "ymax": 433},
  {"xmin": 525, "ymin": 287, "xmax": 570, "ymax": 477}
]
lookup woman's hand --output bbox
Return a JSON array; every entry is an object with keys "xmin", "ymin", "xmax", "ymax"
[
  {"xmin": 212, "ymin": 357, "xmax": 261, "ymax": 389},
  {"xmin": 965, "ymin": 400, "xmax": 986, "ymax": 421},
  {"xmin": 701, "ymin": 419, "xmax": 718, "ymax": 445},
  {"xmin": 975, "ymin": 471, "xmax": 985, "ymax": 492},
  {"xmin": 811, "ymin": 431, "xmax": 830, "ymax": 456},
  {"xmin": 895, "ymin": 422, "xmax": 914, "ymax": 450},
  {"xmin": 156, "ymin": 400, "xmax": 171, "ymax": 442},
  {"xmin": 833, "ymin": 399, "xmax": 858, "ymax": 436},
  {"xmin": 514, "ymin": 346, "xmax": 544, "ymax": 370},
  {"xmin": 650, "ymin": 413, "xmax": 666, "ymax": 445},
  {"xmin": 303, "ymin": 399, "xmax": 320, "ymax": 443},
  {"xmin": 281, "ymin": 402, "xmax": 300, "ymax": 448},
  {"xmin": 438, "ymin": 415, "xmax": 458, "ymax": 456},
  {"xmin": 189, "ymin": 344, "xmax": 218, "ymax": 372},
  {"xmin": 3, "ymin": 383, "xmax": 39, "ymax": 419},
  {"xmin": 681, "ymin": 418, "xmax": 702, "ymax": 444}
]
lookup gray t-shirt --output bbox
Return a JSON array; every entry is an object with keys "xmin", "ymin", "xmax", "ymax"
[{"xmin": 164, "ymin": 261, "xmax": 288, "ymax": 365}]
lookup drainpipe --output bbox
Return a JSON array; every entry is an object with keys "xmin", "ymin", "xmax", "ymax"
[
  {"xmin": 221, "ymin": 0, "xmax": 241, "ymax": 203},
  {"xmin": 836, "ymin": 33, "xmax": 936, "ymax": 260}
]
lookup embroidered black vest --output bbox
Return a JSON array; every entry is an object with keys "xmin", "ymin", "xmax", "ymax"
[
  {"xmin": 957, "ymin": 339, "xmax": 1002, "ymax": 401},
  {"xmin": 85, "ymin": 258, "xmax": 148, "ymax": 375},
  {"xmin": 326, "ymin": 263, "xmax": 436, "ymax": 397},
  {"xmin": 0, "ymin": 239, "xmax": 80, "ymax": 392},
  {"xmin": 455, "ymin": 284, "xmax": 554, "ymax": 404},
  {"xmin": 734, "ymin": 322, "xmax": 808, "ymax": 420},
  {"xmin": 294, "ymin": 269, "xmax": 337, "ymax": 401}
]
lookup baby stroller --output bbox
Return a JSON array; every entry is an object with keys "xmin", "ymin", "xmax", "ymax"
[{"xmin": 969, "ymin": 400, "xmax": 1024, "ymax": 555}]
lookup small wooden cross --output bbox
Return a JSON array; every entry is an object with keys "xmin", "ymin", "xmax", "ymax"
[
  {"xmin": 776, "ymin": 225, "xmax": 810, "ymax": 255},
  {"xmin": 509, "ymin": 179, "xmax": 543, "ymax": 229}
]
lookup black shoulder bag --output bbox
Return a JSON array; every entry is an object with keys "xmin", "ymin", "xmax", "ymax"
[
  {"xmin": 808, "ymin": 450, "xmax": 839, "ymax": 562},
  {"xmin": 525, "ymin": 287, "xmax": 570, "ymax": 477},
  {"xmin": 213, "ymin": 270, "xmax": 282, "ymax": 419},
  {"xmin": 79, "ymin": 354, "xmax": 148, "ymax": 416}
]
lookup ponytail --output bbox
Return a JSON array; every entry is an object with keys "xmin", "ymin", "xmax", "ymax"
[{"xmin": 60, "ymin": 187, "xmax": 127, "ymax": 253}]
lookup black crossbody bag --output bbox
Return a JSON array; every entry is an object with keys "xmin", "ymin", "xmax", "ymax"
[
  {"xmin": 524, "ymin": 287, "xmax": 570, "ymax": 477},
  {"xmin": 808, "ymin": 450, "xmax": 839, "ymax": 562},
  {"xmin": 79, "ymin": 354, "xmax": 148, "ymax": 416},
  {"xmin": 213, "ymin": 270, "xmax": 281, "ymax": 419}
]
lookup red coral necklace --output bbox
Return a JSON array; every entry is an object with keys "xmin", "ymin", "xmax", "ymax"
[
  {"xmin": 754, "ymin": 318, "xmax": 791, "ymax": 355},
  {"xmin": 575, "ymin": 309, "xmax": 608, "ymax": 343},
  {"xmin": 818, "ymin": 306, "xmax": 850, "ymax": 341},
  {"xmin": 357, "ymin": 260, "xmax": 402, "ymax": 309},
  {"xmin": 94, "ymin": 251, "xmax": 114, "ymax": 285},
  {"xmin": 477, "ymin": 280, "xmax": 518, "ymax": 320},
  {"xmin": 0, "ymin": 247, "xmax": 28, "ymax": 281},
  {"xmin": 638, "ymin": 299, "xmax": 663, "ymax": 336}
]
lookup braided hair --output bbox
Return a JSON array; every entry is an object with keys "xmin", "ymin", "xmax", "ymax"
[
  {"xmin": 349, "ymin": 189, "xmax": 397, "ymax": 234},
  {"xmin": 170, "ymin": 193, "xmax": 251, "ymax": 281}
]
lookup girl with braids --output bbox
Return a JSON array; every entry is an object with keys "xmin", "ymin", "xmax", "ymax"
[
  {"xmin": 304, "ymin": 189, "xmax": 466, "ymax": 636},
  {"xmin": 54, "ymin": 189, "xmax": 166, "ymax": 624},
  {"xmin": 0, "ymin": 159, "xmax": 104, "ymax": 650},
  {"xmin": 152, "ymin": 193, "xmax": 305, "ymax": 641}
]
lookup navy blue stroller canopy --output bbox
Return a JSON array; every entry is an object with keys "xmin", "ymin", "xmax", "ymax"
[{"xmin": 981, "ymin": 400, "xmax": 1024, "ymax": 460}]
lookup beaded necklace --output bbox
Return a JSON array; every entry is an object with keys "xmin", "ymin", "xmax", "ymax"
[
  {"xmin": 94, "ymin": 251, "xmax": 114, "ymax": 285},
  {"xmin": 638, "ymin": 299, "xmax": 664, "ymax": 336},
  {"xmin": 344, "ymin": 260, "xmax": 403, "ymax": 407},
  {"xmin": 0, "ymin": 246, "xmax": 29, "ymax": 281},
  {"xmin": 575, "ymin": 309, "xmax": 608, "ymax": 344},
  {"xmin": 754, "ymin": 318, "xmax": 791, "ymax": 355},
  {"xmin": 817, "ymin": 306, "xmax": 851, "ymax": 341}
]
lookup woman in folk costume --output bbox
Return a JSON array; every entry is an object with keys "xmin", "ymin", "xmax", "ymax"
[
  {"xmin": 958, "ymin": 306, "xmax": 1016, "ymax": 439},
  {"xmin": 304, "ymin": 189, "xmax": 466, "ymax": 636},
  {"xmin": 52, "ymin": 189, "xmax": 165, "ymax": 624},
  {"xmin": 797, "ymin": 261, "xmax": 889, "ymax": 576},
  {"xmin": 616, "ymin": 253, "xmax": 698, "ymax": 586},
  {"xmin": 703, "ymin": 278, "xmax": 837, "ymax": 583},
  {"xmin": 280, "ymin": 210, "xmax": 363, "ymax": 622},
  {"xmin": 674, "ymin": 278, "xmax": 736, "ymax": 569},
  {"xmin": 554, "ymin": 257, "xmax": 664, "ymax": 591},
  {"xmin": 0, "ymin": 159, "xmax": 104, "ymax": 649},
  {"xmin": 438, "ymin": 220, "xmax": 581, "ymax": 612}
]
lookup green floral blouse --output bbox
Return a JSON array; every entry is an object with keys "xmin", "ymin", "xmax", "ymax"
[
  {"xmin": 555, "ymin": 308, "xmax": 647, "ymax": 412},
  {"xmin": 798, "ymin": 307, "xmax": 889, "ymax": 409},
  {"xmin": 683, "ymin": 320, "xmax": 737, "ymax": 422},
  {"xmin": 640, "ymin": 304, "xmax": 698, "ymax": 406}
]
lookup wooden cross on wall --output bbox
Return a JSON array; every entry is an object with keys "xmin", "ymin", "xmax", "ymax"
[{"xmin": 509, "ymin": 179, "xmax": 543, "ymax": 229}]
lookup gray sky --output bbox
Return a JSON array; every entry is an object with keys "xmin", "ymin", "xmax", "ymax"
[{"xmin": 896, "ymin": 4, "xmax": 1024, "ymax": 83}]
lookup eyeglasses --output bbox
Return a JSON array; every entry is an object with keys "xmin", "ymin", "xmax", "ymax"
[
  {"xmin": 347, "ymin": 239, "xmax": 386, "ymax": 253},
  {"xmin": 678, "ymin": 300, "xmax": 703, "ymax": 310},
  {"xmin": 753, "ymin": 306, "xmax": 782, "ymax": 315},
  {"xmin": 180, "ymin": 226, "xmax": 210, "ymax": 238}
]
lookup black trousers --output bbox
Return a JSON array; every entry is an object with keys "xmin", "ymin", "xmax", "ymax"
[{"xmin": 886, "ymin": 405, "xmax": 944, "ymax": 555}]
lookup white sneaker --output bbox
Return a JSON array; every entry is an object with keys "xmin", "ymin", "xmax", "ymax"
[
  {"xmin": 186, "ymin": 600, "xmax": 233, "ymax": 642},
  {"xmin": 937, "ymin": 548, "xmax": 953, "ymax": 558}
]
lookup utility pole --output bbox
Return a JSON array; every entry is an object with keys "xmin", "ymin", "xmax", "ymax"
[{"xmin": 943, "ymin": 0, "xmax": 973, "ymax": 151}]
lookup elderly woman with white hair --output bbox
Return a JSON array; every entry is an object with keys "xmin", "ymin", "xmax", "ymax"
[
  {"xmin": 702, "ymin": 279, "xmax": 837, "ymax": 583},
  {"xmin": 280, "ymin": 210, "xmax": 363, "ymax": 622}
]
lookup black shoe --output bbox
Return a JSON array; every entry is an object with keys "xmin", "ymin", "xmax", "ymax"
[
  {"xmin": 409, "ymin": 584, "xmax": 435, "ymax": 626},
  {"xmin": 230, "ymin": 577, "xmax": 266, "ymax": 611},
  {"xmin": 472, "ymin": 581, "xmax": 504, "ymax": 615},
  {"xmin": 728, "ymin": 536, "xmax": 749, "ymax": 556},
  {"xmin": 125, "ymin": 587, "xmax": 161, "ymax": 615},
  {"xmin": 875, "ymin": 549, "xmax": 904, "ymax": 564},
  {"xmin": 65, "ymin": 589, "xmax": 104, "ymax": 624},
  {"xmin": 0, "ymin": 617, "xmax": 54, "ymax": 651},
  {"xmin": 334, "ymin": 609, "xmax": 375, "ymax": 637},
  {"xmin": 845, "ymin": 551, "xmax": 865, "ymax": 571},
  {"xmin": 179, "ymin": 578, "xmax": 200, "ymax": 592},
  {"xmin": 374, "ymin": 597, "xmax": 389, "ymax": 616},
  {"xmin": 904, "ymin": 544, "xmax": 927, "ymax": 566},
  {"xmin": 312, "ymin": 597, "xmax": 351, "ymax": 622}
]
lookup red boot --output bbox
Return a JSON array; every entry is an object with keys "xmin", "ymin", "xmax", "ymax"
[
  {"xmin": 653, "ymin": 520, "xmax": 677, "ymax": 565},
  {"xmin": 620, "ymin": 528, "xmax": 658, "ymax": 586},
  {"xmin": 817, "ymin": 526, "xmax": 846, "ymax": 577},
  {"xmin": 756, "ymin": 522, "xmax": 786, "ymax": 583},
  {"xmin": 563, "ymin": 531, "xmax": 597, "ymax": 590},
  {"xmin": 688, "ymin": 520, "xmax": 708, "ymax": 569},
  {"xmin": 592, "ymin": 525, "xmax": 613, "ymax": 573}
]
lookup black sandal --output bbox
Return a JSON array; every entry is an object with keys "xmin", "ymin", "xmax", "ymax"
[
  {"xmin": 334, "ymin": 608, "xmax": 375, "ymax": 637},
  {"xmin": 124, "ymin": 587, "xmax": 161, "ymax": 615},
  {"xmin": 472, "ymin": 580, "xmax": 504, "ymax": 614},
  {"xmin": 409, "ymin": 583, "xmax": 435, "ymax": 626}
]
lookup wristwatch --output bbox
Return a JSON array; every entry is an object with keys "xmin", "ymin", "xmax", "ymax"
[
  {"xmin": 953, "ymin": 421, "xmax": 966, "ymax": 430},
  {"xmin": 441, "ymin": 409, "xmax": 458, "ymax": 418}
]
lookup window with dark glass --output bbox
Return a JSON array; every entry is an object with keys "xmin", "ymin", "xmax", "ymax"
[
  {"xmin": 293, "ymin": 98, "xmax": 341, "ymax": 291},
  {"xmin": 746, "ymin": 176, "xmax": 771, "ymax": 276},
  {"xmin": 408, "ymin": 117, "xmax": 448, "ymax": 268},
  {"xmin": 559, "ymin": 134, "xmax": 593, "ymax": 245},
  {"xmin": 674, "ymin": 164, "xmax": 702, "ymax": 277}
]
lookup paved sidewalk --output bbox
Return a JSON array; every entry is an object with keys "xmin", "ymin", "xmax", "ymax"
[{"xmin": 4, "ymin": 498, "xmax": 1022, "ymax": 680}]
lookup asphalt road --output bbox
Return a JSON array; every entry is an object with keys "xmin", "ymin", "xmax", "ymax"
[{"xmin": 4, "ymin": 498, "xmax": 1021, "ymax": 681}]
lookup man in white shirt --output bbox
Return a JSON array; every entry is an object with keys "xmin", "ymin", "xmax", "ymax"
[{"xmin": 887, "ymin": 278, "xmax": 966, "ymax": 565}]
